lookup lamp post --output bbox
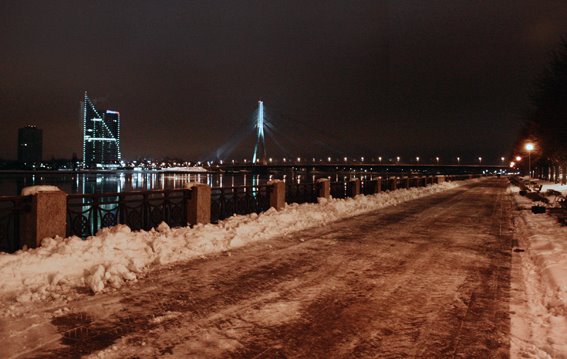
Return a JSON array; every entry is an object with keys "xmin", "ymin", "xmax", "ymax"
[{"xmin": 525, "ymin": 143, "xmax": 535, "ymax": 178}]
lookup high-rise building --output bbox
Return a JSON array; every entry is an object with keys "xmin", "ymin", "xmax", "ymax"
[
  {"xmin": 81, "ymin": 92, "xmax": 122, "ymax": 168},
  {"xmin": 18, "ymin": 125, "xmax": 43, "ymax": 165}
]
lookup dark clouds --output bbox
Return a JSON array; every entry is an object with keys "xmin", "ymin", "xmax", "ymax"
[{"xmin": 1, "ymin": 1, "xmax": 567, "ymax": 162}]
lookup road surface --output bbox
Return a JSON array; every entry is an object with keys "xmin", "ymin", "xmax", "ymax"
[{"xmin": 4, "ymin": 178, "xmax": 513, "ymax": 358}]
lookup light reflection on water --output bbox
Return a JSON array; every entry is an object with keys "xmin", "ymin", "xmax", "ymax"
[{"xmin": 0, "ymin": 171, "xmax": 382, "ymax": 196}]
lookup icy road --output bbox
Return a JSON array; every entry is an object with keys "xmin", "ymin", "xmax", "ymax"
[{"xmin": 5, "ymin": 178, "xmax": 513, "ymax": 358}]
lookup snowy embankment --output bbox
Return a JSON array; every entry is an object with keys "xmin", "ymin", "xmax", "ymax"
[
  {"xmin": 0, "ymin": 180, "xmax": 470, "ymax": 308},
  {"xmin": 511, "ymin": 181, "xmax": 567, "ymax": 357}
]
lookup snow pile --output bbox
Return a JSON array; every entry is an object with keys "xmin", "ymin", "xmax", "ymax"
[
  {"xmin": 0, "ymin": 180, "xmax": 469, "ymax": 306},
  {"xmin": 20, "ymin": 185, "xmax": 62, "ymax": 196},
  {"xmin": 511, "ymin": 182, "xmax": 567, "ymax": 357}
]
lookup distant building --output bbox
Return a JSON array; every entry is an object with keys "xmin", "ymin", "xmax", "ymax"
[
  {"xmin": 18, "ymin": 125, "xmax": 43, "ymax": 165},
  {"xmin": 81, "ymin": 92, "xmax": 122, "ymax": 168}
]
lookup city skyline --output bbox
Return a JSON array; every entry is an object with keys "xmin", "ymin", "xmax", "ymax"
[{"xmin": 2, "ymin": 2, "xmax": 567, "ymax": 161}]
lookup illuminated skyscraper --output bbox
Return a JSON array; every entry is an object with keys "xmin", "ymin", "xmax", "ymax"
[
  {"xmin": 81, "ymin": 92, "xmax": 122, "ymax": 167},
  {"xmin": 18, "ymin": 125, "xmax": 43, "ymax": 165}
]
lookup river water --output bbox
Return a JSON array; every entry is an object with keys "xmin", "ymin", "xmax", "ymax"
[{"xmin": 0, "ymin": 170, "xmax": 383, "ymax": 196}]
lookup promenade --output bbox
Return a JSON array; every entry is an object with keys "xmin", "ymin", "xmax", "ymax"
[{"xmin": 1, "ymin": 178, "xmax": 516, "ymax": 358}]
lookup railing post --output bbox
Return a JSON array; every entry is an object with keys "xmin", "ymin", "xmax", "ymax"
[
  {"xmin": 187, "ymin": 183, "xmax": 211, "ymax": 226},
  {"xmin": 317, "ymin": 179, "xmax": 330, "ymax": 199},
  {"xmin": 268, "ymin": 180, "xmax": 286, "ymax": 210},
  {"xmin": 347, "ymin": 178, "xmax": 360, "ymax": 197},
  {"xmin": 390, "ymin": 177, "xmax": 397, "ymax": 191},
  {"xmin": 20, "ymin": 187, "xmax": 67, "ymax": 249},
  {"xmin": 405, "ymin": 176, "xmax": 410, "ymax": 189}
]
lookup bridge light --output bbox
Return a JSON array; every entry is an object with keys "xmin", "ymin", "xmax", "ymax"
[
  {"xmin": 436, "ymin": 157, "xmax": 440, "ymax": 164},
  {"xmin": 328, "ymin": 157, "xmax": 331, "ymax": 162},
  {"xmin": 297, "ymin": 157, "xmax": 301, "ymax": 163},
  {"xmin": 361, "ymin": 156, "xmax": 364, "ymax": 162},
  {"xmin": 515, "ymin": 156, "xmax": 521, "ymax": 161},
  {"xmin": 478, "ymin": 157, "xmax": 482, "ymax": 164},
  {"xmin": 416, "ymin": 156, "xmax": 420, "ymax": 163},
  {"xmin": 457, "ymin": 156, "xmax": 460, "ymax": 164},
  {"xmin": 269, "ymin": 157, "xmax": 272, "ymax": 163},
  {"xmin": 396, "ymin": 156, "xmax": 400, "ymax": 163},
  {"xmin": 510, "ymin": 161, "xmax": 515, "ymax": 167},
  {"xmin": 344, "ymin": 157, "xmax": 347, "ymax": 162},
  {"xmin": 244, "ymin": 159, "xmax": 247, "ymax": 163},
  {"xmin": 378, "ymin": 156, "xmax": 382, "ymax": 163},
  {"xmin": 283, "ymin": 157, "xmax": 286, "ymax": 163},
  {"xmin": 500, "ymin": 157, "xmax": 505, "ymax": 163}
]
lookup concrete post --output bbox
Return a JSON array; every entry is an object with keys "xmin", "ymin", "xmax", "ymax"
[
  {"xmin": 20, "ymin": 188, "xmax": 67, "ymax": 249},
  {"xmin": 347, "ymin": 178, "xmax": 360, "ymax": 197},
  {"xmin": 268, "ymin": 180, "xmax": 286, "ymax": 210},
  {"xmin": 405, "ymin": 176, "xmax": 410, "ymax": 189},
  {"xmin": 376, "ymin": 177, "xmax": 382, "ymax": 193},
  {"xmin": 390, "ymin": 177, "xmax": 397, "ymax": 191},
  {"xmin": 187, "ymin": 184, "xmax": 211, "ymax": 225},
  {"xmin": 436, "ymin": 175, "xmax": 446, "ymax": 184},
  {"xmin": 367, "ymin": 178, "xmax": 380, "ymax": 194},
  {"xmin": 317, "ymin": 179, "xmax": 330, "ymax": 199}
]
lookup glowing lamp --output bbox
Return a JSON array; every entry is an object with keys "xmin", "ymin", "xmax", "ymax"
[{"xmin": 525, "ymin": 143, "xmax": 534, "ymax": 152}]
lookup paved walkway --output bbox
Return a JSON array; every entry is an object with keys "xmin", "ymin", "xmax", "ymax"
[{"xmin": 5, "ymin": 178, "xmax": 513, "ymax": 358}]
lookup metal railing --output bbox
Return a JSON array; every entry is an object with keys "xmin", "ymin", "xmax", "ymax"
[
  {"xmin": 286, "ymin": 182, "xmax": 319, "ymax": 204},
  {"xmin": 67, "ymin": 189, "xmax": 191, "ymax": 238},
  {"xmin": 210, "ymin": 185, "xmax": 270, "ymax": 223},
  {"xmin": 330, "ymin": 181, "xmax": 348, "ymax": 199},
  {"xmin": 0, "ymin": 196, "xmax": 29, "ymax": 253}
]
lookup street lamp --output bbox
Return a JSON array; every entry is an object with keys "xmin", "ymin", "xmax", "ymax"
[
  {"xmin": 457, "ymin": 156, "xmax": 460, "ymax": 165},
  {"xmin": 396, "ymin": 156, "xmax": 400, "ymax": 163},
  {"xmin": 525, "ymin": 143, "xmax": 535, "ymax": 178},
  {"xmin": 478, "ymin": 157, "xmax": 482, "ymax": 165},
  {"xmin": 416, "ymin": 156, "xmax": 420, "ymax": 163},
  {"xmin": 435, "ymin": 157, "xmax": 440, "ymax": 164}
]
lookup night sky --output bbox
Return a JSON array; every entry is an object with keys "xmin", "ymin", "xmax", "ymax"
[{"xmin": 2, "ymin": 1, "xmax": 567, "ymax": 164}]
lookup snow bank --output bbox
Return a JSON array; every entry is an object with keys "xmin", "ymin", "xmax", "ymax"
[
  {"xmin": 0, "ymin": 180, "xmax": 469, "ymax": 307},
  {"xmin": 511, "ymin": 182, "xmax": 567, "ymax": 357},
  {"xmin": 20, "ymin": 185, "xmax": 61, "ymax": 196}
]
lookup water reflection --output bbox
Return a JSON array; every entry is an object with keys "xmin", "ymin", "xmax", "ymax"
[{"xmin": 0, "ymin": 170, "xmax": 391, "ymax": 196}]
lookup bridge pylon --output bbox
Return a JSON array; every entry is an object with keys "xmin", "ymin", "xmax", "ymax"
[{"xmin": 252, "ymin": 100, "xmax": 267, "ymax": 165}]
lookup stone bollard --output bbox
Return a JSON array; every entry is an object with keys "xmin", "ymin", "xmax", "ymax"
[
  {"xmin": 20, "ymin": 186, "xmax": 67, "ymax": 249},
  {"xmin": 375, "ymin": 177, "xmax": 382, "ymax": 193},
  {"xmin": 268, "ymin": 180, "xmax": 286, "ymax": 210},
  {"xmin": 347, "ymin": 178, "xmax": 360, "ymax": 197},
  {"xmin": 187, "ymin": 183, "xmax": 211, "ymax": 225},
  {"xmin": 317, "ymin": 178, "xmax": 330, "ymax": 199},
  {"xmin": 390, "ymin": 177, "xmax": 398, "ymax": 191},
  {"xmin": 436, "ymin": 175, "xmax": 446, "ymax": 184},
  {"xmin": 367, "ymin": 178, "xmax": 380, "ymax": 194}
]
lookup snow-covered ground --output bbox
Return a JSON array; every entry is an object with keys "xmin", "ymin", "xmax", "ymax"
[
  {"xmin": 0, "ymin": 180, "xmax": 470, "ymax": 317},
  {"xmin": 510, "ymin": 179, "xmax": 567, "ymax": 358},
  {"xmin": 5, "ymin": 176, "xmax": 567, "ymax": 357}
]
